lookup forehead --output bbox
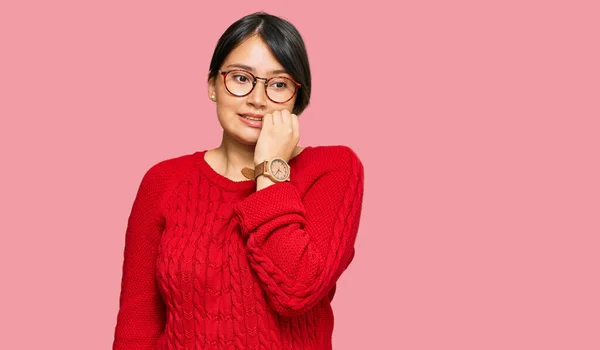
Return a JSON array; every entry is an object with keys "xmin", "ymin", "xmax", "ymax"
[{"xmin": 223, "ymin": 35, "xmax": 286, "ymax": 74}]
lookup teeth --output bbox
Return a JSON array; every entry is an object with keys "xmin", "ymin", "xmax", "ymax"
[{"xmin": 242, "ymin": 115, "xmax": 261, "ymax": 121}]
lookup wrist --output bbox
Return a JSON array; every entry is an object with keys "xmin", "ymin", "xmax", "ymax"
[
  {"xmin": 256, "ymin": 174, "xmax": 276, "ymax": 190},
  {"xmin": 253, "ymin": 157, "xmax": 291, "ymax": 183},
  {"xmin": 255, "ymin": 155, "xmax": 289, "ymax": 164}
]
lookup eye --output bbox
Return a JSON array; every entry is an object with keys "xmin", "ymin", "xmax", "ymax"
[
  {"xmin": 233, "ymin": 74, "xmax": 249, "ymax": 83},
  {"xmin": 227, "ymin": 70, "xmax": 254, "ymax": 84},
  {"xmin": 269, "ymin": 79, "xmax": 289, "ymax": 89}
]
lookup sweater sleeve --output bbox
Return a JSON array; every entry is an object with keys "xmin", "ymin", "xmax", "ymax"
[
  {"xmin": 113, "ymin": 162, "xmax": 170, "ymax": 349},
  {"xmin": 232, "ymin": 147, "xmax": 365, "ymax": 317}
]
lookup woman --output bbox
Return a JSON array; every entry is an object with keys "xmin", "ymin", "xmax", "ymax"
[{"xmin": 113, "ymin": 12, "xmax": 364, "ymax": 350}]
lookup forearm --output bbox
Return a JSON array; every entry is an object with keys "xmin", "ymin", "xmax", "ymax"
[
  {"xmin": 234, "ymin": 151, "xmax": 365, "ymax": 315},
  {"xmin": 255, "ymin": 175, "xmax": 277, "ymax": 191}
]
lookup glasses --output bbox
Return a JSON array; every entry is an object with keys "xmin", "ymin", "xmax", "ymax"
[{"xmin": 218, "ymin": 69, "xmax": 301, "ymax": 104}]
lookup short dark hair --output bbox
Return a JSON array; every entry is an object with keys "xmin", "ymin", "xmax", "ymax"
[{"xmin": 207, "ymin": 12, "xmax": 312, "ymax": 115}]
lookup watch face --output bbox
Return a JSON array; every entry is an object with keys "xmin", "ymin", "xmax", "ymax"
[{"xmin": 270, "ymin": 158, "xmax": 289, "ymax": 181}]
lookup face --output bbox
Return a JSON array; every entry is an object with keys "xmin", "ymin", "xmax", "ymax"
[{"xmin": 208, "ymin": 35, "xmax": 298, "ymax": 145}]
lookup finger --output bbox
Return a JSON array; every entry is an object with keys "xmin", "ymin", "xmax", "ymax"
[
  {"xmin": 291, "ymin": 113, "xmax": 299, "ymax": 138},
  {"xmin": 281, "ymin": 109, "xmax": 290, "ymax": 123},
  {"xmin": 281, "ymin": 109, "xmax": 293, "ymax": 131},
  {"xmin": 263, "ymin": 113, "xmax": 272, "ymax": 129},
  {"xmin": 272, "ymin": 110, "xmax": 282, "ymax": 126}
]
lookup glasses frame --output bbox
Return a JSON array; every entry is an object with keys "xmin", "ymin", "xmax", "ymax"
[{"xmin": 218, "ymin": 69, "xmax": 301, "ymax": 104}]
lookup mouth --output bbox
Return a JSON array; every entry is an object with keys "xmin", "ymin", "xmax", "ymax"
[
  {"xmin": 238, "ymin": 113, "xmax": 263, "ymax": 128},
  {"xmin": 239, "ymin": 113, "xmax": 264, "ymax": 121}
]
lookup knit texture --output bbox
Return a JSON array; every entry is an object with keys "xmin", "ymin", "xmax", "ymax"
[{"xmin": 113, "ymin": 145, "xmax": 365, "ymax": 350}]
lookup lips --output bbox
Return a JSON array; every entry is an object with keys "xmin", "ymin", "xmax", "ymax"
[
  {"xmin": 238, "ymin": 114, "xmax": 263, "ymax": 128},
  {"xmin": 240, "ymin": 113, "xmax": 264, "ymax": 119}
]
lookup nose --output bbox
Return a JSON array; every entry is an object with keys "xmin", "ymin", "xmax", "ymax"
[{"xmin": 247, "ymin": 78, "xmax": 268, "ymax": 108}]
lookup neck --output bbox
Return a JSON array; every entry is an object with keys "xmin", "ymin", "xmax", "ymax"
[{"xmin": 211, "ymin": 131, "xmax": 257, "ymax": 181}]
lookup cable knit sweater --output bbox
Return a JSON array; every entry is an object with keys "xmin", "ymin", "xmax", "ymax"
[{"xmin": 113, "ymin": 145, "xmax": 365, "ymax": 350}]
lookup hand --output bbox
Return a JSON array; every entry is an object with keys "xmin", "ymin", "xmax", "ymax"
[{"xmin": 254, "ymin": 109, "xmax": 299, "ymax": 164}]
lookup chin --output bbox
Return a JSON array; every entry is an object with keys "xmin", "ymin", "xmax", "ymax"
[{"xmin": 228, "ymin": 129, "xmax": 259, "ymax": 146}]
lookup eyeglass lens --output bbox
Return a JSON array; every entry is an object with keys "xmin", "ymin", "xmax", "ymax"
[{"xmin": 224, "ymin": 70, "xmax": 296, "ymax": 103}]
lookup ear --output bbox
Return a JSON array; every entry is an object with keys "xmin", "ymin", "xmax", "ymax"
[{"xmin": 208, "ymin": 76, "xmax": 217, "ymax": 102}]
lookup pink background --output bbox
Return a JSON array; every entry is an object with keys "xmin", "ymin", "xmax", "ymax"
[{"xmin": 1, "ymin": 1, "xmax": 599, "ymax": 349}]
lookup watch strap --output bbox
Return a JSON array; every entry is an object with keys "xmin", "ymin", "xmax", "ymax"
[
  {"xmin": 240, "ymin": 158, "xmax": 291, "ymax": 182},
  {"xmin": 240, "ymin": 160, "xmax": 269, "ymax": 181},
  {"xmin": 254, "ymin": 160, "xmax": 268, "ymax": 179},
  {"xmin": 241, "ymin": 167, "xmax": 255, "ymax": 180}
]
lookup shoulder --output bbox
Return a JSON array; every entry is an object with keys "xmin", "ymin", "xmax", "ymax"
[
  {"xmin": 142, "ymin": 152, "xmax": 197, "ymax": 184},
  {"xmin": 295, "ymin": 145, "xmax": 364, "ymax": 197},
  {"xmin": 135, "ymin": 152, "xmax": 199, "ymax": 207},
  {"xmin": 306, "ymin": 145, "xmax": 363, "ymax": 172}
]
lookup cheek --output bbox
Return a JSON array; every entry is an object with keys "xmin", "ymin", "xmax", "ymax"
[
  {"xmin": 217, "ymin": 95, "xmax": 242, "ymax": 113},
  {"xmin": 215, "ymin": 97, "xmax": 245, "ymax": 127},
  {"xmin": 284, "ymin": 100, "xmax": 296, "ymax": 113},
  {"xmin": 288, "ymin": 95, "xmax": 298, "ymax": 108}
]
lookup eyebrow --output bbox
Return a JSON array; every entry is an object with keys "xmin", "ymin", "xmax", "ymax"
[{"xmin": 225, "ymin": 64, "xmax": 288, "ymax": 75}]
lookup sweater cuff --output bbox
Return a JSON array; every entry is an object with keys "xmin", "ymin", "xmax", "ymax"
[{"xmin": 233, "ymin": 182, "xmax": 305, "ymax": 238}]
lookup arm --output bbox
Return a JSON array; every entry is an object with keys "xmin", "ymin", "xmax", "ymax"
[
  {"xmin": 113, "ymin": 163, "xmax": 169, "ymax": 349},
  {"xmin": 233, "ymin": 147, "xmax": 365, "ymax": 316}
]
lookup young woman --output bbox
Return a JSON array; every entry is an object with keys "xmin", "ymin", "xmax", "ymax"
[{"xmin": 113, "ymin": 12, "xmax": 365, "ymax": 350}]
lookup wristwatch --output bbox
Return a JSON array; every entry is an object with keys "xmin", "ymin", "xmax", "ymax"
[{"xmin": 253, "ymin": 157, "xmax": 291, "ymax": 182}]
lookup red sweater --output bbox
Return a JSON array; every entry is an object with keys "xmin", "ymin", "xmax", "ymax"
[{"xmin": 113, "ymin": 145, "xmax": 365, "ymax": 349}]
